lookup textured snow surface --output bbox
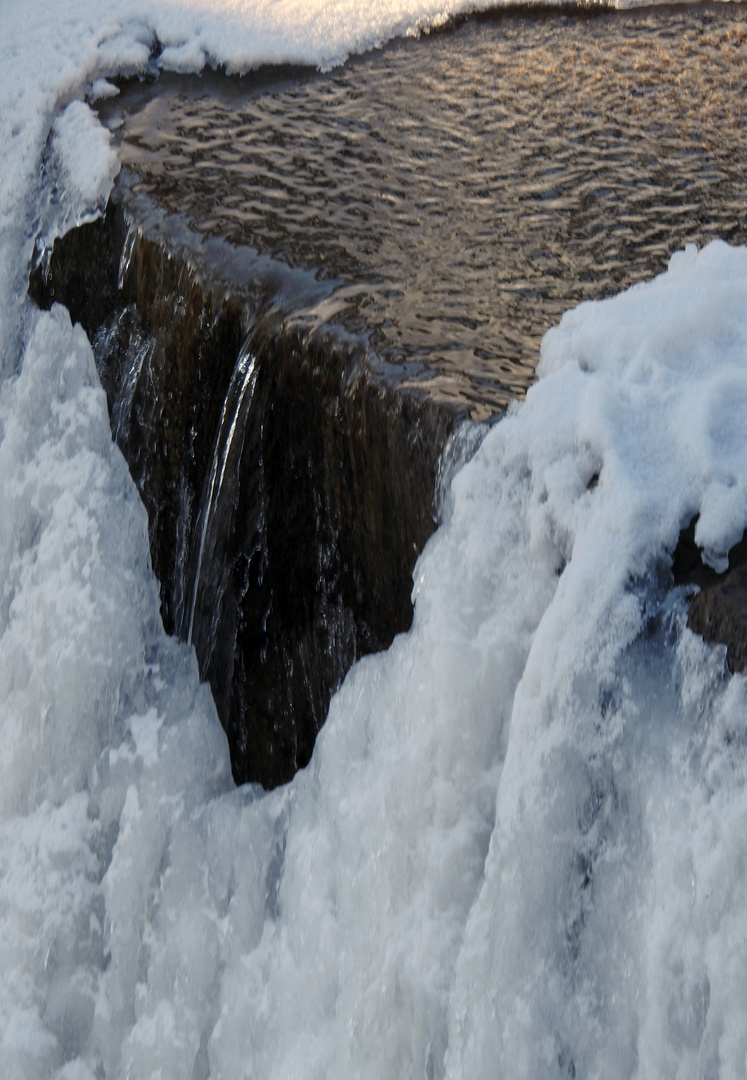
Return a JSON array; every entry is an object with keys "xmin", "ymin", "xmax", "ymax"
[{"xmin": 3, "ymin": 1, "xmax": 747, "ymax": 1078}]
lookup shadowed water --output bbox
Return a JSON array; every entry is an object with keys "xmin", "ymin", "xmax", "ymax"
[{"xmin": 101, "ymin": 3, "xmax": 747, "ymax": 418}]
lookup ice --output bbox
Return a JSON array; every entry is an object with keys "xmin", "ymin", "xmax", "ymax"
[
  {"xmin": 87, "ymin": 80, "xmax": 120, "ymax": 104},
  {"xmin": 443, "ymin": 243, "xmax": 747, "ymax": 1079},
  {"xmin": 37, "ymin": 101, "xmax": 121, "ymax": 257},
  {"xmin": 3, "ymin": 0, "xmax": 747, "ymax": 1078}
]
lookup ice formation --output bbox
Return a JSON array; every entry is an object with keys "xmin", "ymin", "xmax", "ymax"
[{"xmin": 2, "ymin": 1, "xmax": 747, "ymax": 1078}]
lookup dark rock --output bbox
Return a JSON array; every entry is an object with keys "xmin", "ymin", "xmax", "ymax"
[
  {"xmin": 672, "ymin": 516, "xmax": 747, "ymax": 674},
  {"xmin": 688, "ymin": 567, "xmax": 747, "ymax": 674},
  {"xmin": 29, "ymin": 195, "xmax": 463, "ymax": 788}
]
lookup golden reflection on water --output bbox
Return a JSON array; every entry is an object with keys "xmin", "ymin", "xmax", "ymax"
[{"xmin": 103, "ymin": 5, "xmax": 747, "ymax": 418}]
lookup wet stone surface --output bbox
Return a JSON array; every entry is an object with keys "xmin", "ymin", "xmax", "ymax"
[
  {"xmin": 673, "ymin": 520, "xmax": 747, "ymax": 676},
  {"xmin": 30, "ymin": 204, "xmax": 458, "ymax": 788}
]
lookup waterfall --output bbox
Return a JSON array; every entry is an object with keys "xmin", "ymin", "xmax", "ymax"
[{"xmin": 187, "ymin": 338, "xmax": 259, "ymax": 646}]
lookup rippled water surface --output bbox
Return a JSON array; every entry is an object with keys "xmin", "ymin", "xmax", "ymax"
[{"xmin": 104, "ymin": 5, "xmax": 747, "ymax": 417}]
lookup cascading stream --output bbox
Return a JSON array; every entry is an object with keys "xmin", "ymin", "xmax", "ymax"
[
  {"xmin": 108, "ymin": 329, "xmax": 154, "ymax": 444},
  {"xmin": 187, "ymin": 339, "xmax": 258, "ymax": 646}
]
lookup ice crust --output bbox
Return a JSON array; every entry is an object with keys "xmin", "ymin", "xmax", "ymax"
[
  {"xmin": 3, "ymin": 0, "xmax": 747, "ymax": 1078},
  {"xmin": 39, "ymin": 102, "xmax": 121, "ymax": 257}
]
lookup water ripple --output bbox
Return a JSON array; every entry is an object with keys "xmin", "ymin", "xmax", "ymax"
[{"xmin": 103, "ymin": 4, "xmax": 747, "ymax": 418}]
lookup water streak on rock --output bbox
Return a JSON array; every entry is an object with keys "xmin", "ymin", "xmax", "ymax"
[{"xmin": 187, "ymin": 341, "xmax": 258, "ymax": 646}]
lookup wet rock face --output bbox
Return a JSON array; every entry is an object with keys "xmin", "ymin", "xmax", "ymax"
[
  {"xmin": 30, "ymin": 200, "xmax": 460, "ymax": 788},
  {"xmin": 672, "ymin": 518, "xmax": 747, "ymax": 675},
  {"xmin": 689, "ymin": 568, "xmax": 747, "ymax": 674}
]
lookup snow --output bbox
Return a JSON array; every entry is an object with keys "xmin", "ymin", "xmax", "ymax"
[{"xmin": 2, "ymin": 0, "xmax": 747, "ymax": 1077}]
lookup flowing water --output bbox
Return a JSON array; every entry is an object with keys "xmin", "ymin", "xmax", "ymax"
[
  {"xmin": 102, "ymin": 4, "xmax": 747, "ymax": 417},
  {"xmin": 185, "ymin": 344, "xmax": 259, "ymax": 647}
]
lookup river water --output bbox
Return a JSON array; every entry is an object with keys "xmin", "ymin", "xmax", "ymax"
[{"xmin": 102, "ymin": 3, "xmax": 747, "ymax": 416}]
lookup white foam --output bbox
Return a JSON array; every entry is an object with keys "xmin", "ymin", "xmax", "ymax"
[{"xmin": 2, "ymin": 1, "xmax": 747, "ymax": 1078}]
